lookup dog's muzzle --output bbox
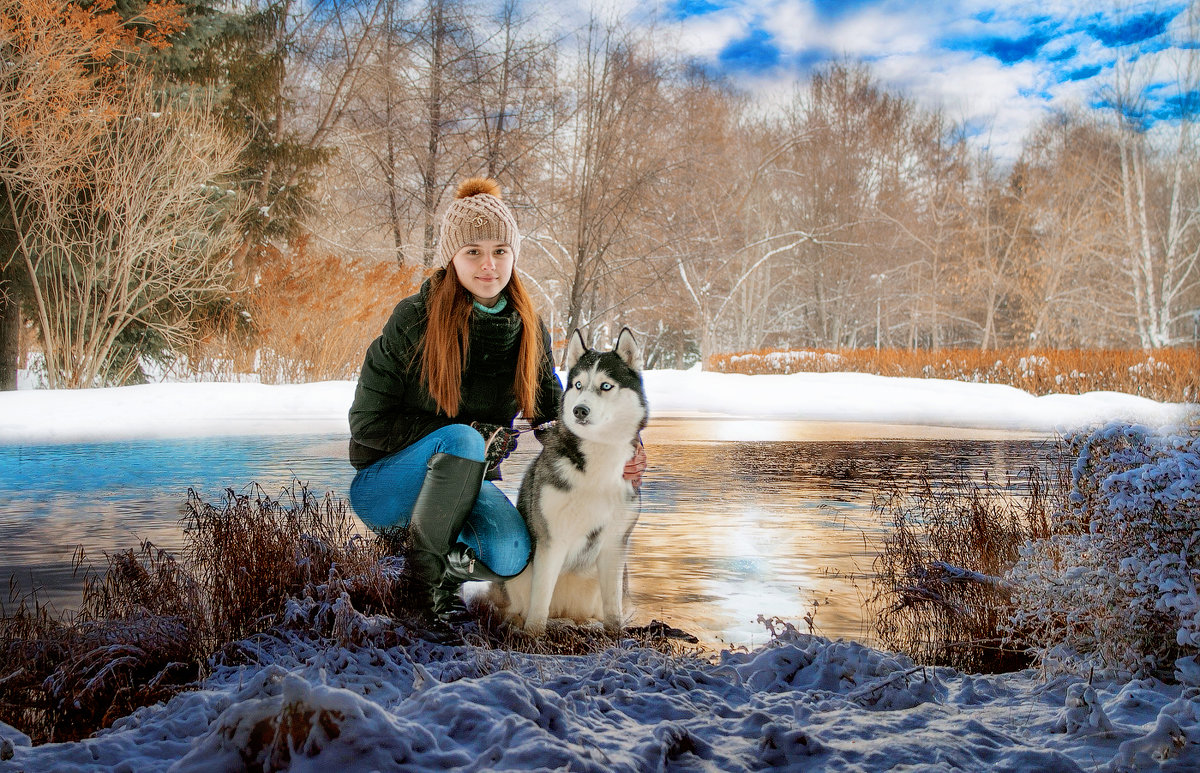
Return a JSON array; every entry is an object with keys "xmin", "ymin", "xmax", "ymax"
[{"xmin": 572, "ymin": 404, "xmax": 591, "ymax": 425}]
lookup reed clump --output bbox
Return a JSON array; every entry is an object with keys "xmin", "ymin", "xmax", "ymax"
[
  {"xmin": 710, "ymin": 347, "xmax": 1199, "ymax": 403},
  {"xmin": 0, "ymin": 483, "xmax": 401, "ymax": 744},
  {"xmin": 868, "ymin": 458, "xmax": 1067, "ymax": 673},
  {"xmin": 181, "ymin": 482, "xmax": 397, "ymax": 645}
]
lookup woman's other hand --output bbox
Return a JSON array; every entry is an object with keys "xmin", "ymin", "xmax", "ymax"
[{"xmin": 623, "ymin": 438, "xmax": 646, "ymax": 490}]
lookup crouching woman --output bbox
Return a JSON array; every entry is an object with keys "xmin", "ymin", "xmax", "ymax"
[{"xmin": 346, "ymin": 177, "xmax": 560, "ymax": 629}]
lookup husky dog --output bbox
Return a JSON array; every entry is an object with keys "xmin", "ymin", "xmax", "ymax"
[{"xmin": 492, "ymin": 327, "xmax": 648, "ymax": 636}]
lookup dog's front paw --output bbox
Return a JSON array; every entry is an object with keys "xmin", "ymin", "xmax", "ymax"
[
  {"xmin": 523, "ymin": 616, "xmax": 547, "ymax": 637},
  {"xmin": 603, "ymin": 616, "xmax": 622, "ymax": 636}
]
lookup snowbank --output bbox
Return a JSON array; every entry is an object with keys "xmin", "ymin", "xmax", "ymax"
[{"xmin": 0, "ymin": 370, "xmax": 1193, "ymax": 444}]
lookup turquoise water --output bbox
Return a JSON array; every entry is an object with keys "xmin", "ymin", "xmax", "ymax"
[
  {"xmin": 0, "ymin": 434, "xmax": 355, "ymax": 615},
  {"xmin": 0, "ymin": 424, "xmax": 1059, "ymax": 644}
]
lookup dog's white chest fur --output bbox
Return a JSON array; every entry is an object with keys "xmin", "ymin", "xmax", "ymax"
[{"xmin": 545, "ymin": 443, "xmax": 636, "ymax": 563}]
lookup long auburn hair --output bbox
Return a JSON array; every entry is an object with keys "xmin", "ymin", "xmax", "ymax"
[{"xmin": 420, "ymin": 266, "xmax": 544, "ymax": 418}]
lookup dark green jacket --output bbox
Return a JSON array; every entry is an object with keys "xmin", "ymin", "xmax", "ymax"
[{"xmin": 348, "ymin": 280, "xmax": 562, "ymax": 470}]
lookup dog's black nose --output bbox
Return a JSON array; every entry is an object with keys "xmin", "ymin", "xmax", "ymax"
[{"xmin": 573, "ymin": 404, "xmax": 590, "ymax": 421}]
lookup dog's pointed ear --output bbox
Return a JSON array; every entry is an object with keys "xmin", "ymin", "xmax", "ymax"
[
  {"xmin": 565, "ymin": 328, "xmax": 587, "ymax": 371},
  {"xmin": 614, "ymin": 327, "xmax": 642, "ymax": 371}
]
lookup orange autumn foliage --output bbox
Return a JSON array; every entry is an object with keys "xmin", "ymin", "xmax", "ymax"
[
  {"xmin": 2, "ymin": 0, "xmax": 184, "ymax": 57},
  {"xmin": 191, "ymin": 241, "xmax": 422, "ymax": 384},
  {"xmin": 1, "ymin": 0, "xmax": 189, "ymax": 188}
]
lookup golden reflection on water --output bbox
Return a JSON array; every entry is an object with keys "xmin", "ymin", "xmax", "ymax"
[
  {"xmin": 1, "ymin": 424, "xmax": 1054, "ymax": 647},
  {"xmin": 625, "ymin": 438, "xmax": 878, "ymax": 647},
  {"xmin": 621, "ymin": 419, "xmax": 1051, "ymax": 647}
]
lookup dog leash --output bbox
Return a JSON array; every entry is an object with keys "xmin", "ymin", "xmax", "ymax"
[{"xmin": 511, "ymin": 420, "xmax": 556, "ymax": 437}]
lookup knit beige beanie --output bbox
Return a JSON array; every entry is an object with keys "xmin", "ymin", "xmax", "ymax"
[{"xmin": 438, "ymin": 178, "xmax": 521, "ymax": 266}]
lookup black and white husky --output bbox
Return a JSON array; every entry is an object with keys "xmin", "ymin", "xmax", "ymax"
[{"xmin": 491, "ymin": 327, "xmax": 648, "ymax": 636}]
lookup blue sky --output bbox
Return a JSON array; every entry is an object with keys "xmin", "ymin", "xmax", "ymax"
[{"xmin": 636, "ymin": 0, "xmax": 1197, "ymax": 159}]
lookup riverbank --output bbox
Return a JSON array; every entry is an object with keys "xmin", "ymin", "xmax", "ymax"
[{"xmin": 1, "ymin": 369, "xmax": 1193, "ymax": 444}]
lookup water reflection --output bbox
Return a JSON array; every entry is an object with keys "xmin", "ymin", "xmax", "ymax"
[
  {"xmin": 631, "ymin": 421, "xmax": 1057, "ymax": 646},
  {"xmin": 0, "ymin": 422, "xmax": 1058, "ymax": 646}
]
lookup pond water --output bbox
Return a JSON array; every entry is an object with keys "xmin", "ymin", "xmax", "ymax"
[{"xmin": 0, "ymin": 419, "xmax": 1060, "ymax": 646}]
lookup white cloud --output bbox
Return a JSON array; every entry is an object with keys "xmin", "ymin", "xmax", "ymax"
[
  {"xmin": 819, "ymin": 7, "xmax": 936, "ymax": 58},
  {"xmin": 530, "ymin": 0, "xmax": 1186, "ymax": 161},
  {"xmin": 758, "ymin": 0, "xmax": 822, "ymax": 51},
  {"xmin": 677, "ymin": 12, "xmax": 751, "ymax": 59}
]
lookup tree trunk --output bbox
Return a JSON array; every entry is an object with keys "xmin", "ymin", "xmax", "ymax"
[
  {"xmin": 385, "ymin": 0, "xmax": 404, "ymax": 267},
  {"xmin": 0, "ymin": 260, "xmax": 19, "ymax": 391},
  {"xmin": 421, "ymin": 0, "xmax": 445, "ymax": 268}
]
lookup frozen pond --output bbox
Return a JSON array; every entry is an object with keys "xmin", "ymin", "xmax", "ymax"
[{"xmin": 0, "ymin": 419, "xmax": 1058, "ymax": 645}]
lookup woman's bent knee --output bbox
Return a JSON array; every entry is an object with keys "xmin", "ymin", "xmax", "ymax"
[
  {"xmin": 485, "ymin": 535, "xmax": 530, "ymax": 578},
  {"xmin": 431, "ymin": 423, "xmax": 486, "ymax": 462},
  {"xmin": 349, "ymin": 458, "xmax": 421, "ymax": 532}
]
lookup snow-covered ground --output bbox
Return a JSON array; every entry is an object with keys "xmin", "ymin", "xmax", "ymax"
[
  {"xmin": 1, "ymin": 372, "xmax": 1196, "ymax": 771},
  {"xmin": 1, "ymin": 614, "xmax": 1197, "ymax": 772},
  {"xmin": 1, "ymin": 368, "xmax": 1193, "ymax": 443}
]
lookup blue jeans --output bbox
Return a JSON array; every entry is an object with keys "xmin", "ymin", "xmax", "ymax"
[{"xmin": 349, "ymin": 424, "xmax": 530, "ymax": 577}]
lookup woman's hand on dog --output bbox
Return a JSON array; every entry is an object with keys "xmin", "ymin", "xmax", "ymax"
[{"xmin": 623, "ymin": 437, "xmax": 646, "ymax": 489}]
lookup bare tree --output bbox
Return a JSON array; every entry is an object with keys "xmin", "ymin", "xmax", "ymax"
[
  {"xmin": 468, "ymin": 0, "xmax": 559, "ymax": 182},
  {"xmin": 523, "ymin": 17, "xmax": 678, "ymax": 339},
  {"xmin": 1007, "ymin": 115, "xmax": 1125, "ymax": 347},
  {"xmin": 4, "ymin": 86, "xmax": 249, "ymax": 387},
  {"xmin": 955, "ymin": 150, "xmax": 1025, "ymax": 349},
  {"xmin": 1104, "ymin": 3, "xmax": 1200, "ymax": 347},
  {"xmin": 740, "ymin": 64, "xmax": 963, "ymax": 351}
]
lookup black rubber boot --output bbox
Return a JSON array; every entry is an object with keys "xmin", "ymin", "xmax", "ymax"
[
  {"xmin": 407, "ymin": 452, "xmax": 486, "ymax": 635},
  {"xmin": 423, "ymin": 545, "xmax": 510, "ymax": 624}
]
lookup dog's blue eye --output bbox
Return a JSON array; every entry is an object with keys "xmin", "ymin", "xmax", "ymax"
[
  {"xmin": 574, "ymin": 381, "xmax": 582, "ymax": 390},
  {"xmin": 600, "ymin": 383, "xmax": 613, "ymax": 391}
]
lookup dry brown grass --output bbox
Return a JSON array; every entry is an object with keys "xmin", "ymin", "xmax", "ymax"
[
  {"xmin": 867, "ymin": 457, "xmax": 1067, "ymax": 673},
  {"xmin": 0, "ymin": 483, "xmax": 701, "ymax": 744},
  {"xmin": 710, "ymin": 347, "xmax": 1200, "ymax": 402},
  {"xmin": 180, "ymin": 482, "xmax": 400, "ymax": 644}
]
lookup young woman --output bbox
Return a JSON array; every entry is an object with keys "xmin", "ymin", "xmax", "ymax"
[{"xmin": 347, "ymin": 177, "xmax": 645, "ymax": 630}]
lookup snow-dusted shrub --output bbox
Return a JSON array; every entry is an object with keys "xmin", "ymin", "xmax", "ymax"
[
  {"xmin": 869, "ymin": 463, "xmax": 1059, "ymax": 673},
  {"xmin": 1006, "ymin": 422, "xmax": 1200, "ymax": 681}
]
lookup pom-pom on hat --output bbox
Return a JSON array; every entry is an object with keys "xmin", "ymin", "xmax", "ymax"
[{"xmin": 438, "ymin": 177, "xmax": 521, "ymax": 266}]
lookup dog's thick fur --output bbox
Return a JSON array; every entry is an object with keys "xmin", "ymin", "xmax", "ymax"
[{"xmin": 490, "ymin": 328, "xmax": 648, "ymax": 635}]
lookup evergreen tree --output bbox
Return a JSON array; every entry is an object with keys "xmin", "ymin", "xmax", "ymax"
[{"xmin": 153, "ymin": 0, "xmax": 333, "ymax": 272}]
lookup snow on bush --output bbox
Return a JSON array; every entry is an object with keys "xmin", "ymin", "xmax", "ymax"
[
  {"xmin": 725, "ymin": 350, "xmax": 844, "ymax": 373},
  {"xmin": 1006, "ymin": 422, "xmax": 1200, "ymax": 682}
]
